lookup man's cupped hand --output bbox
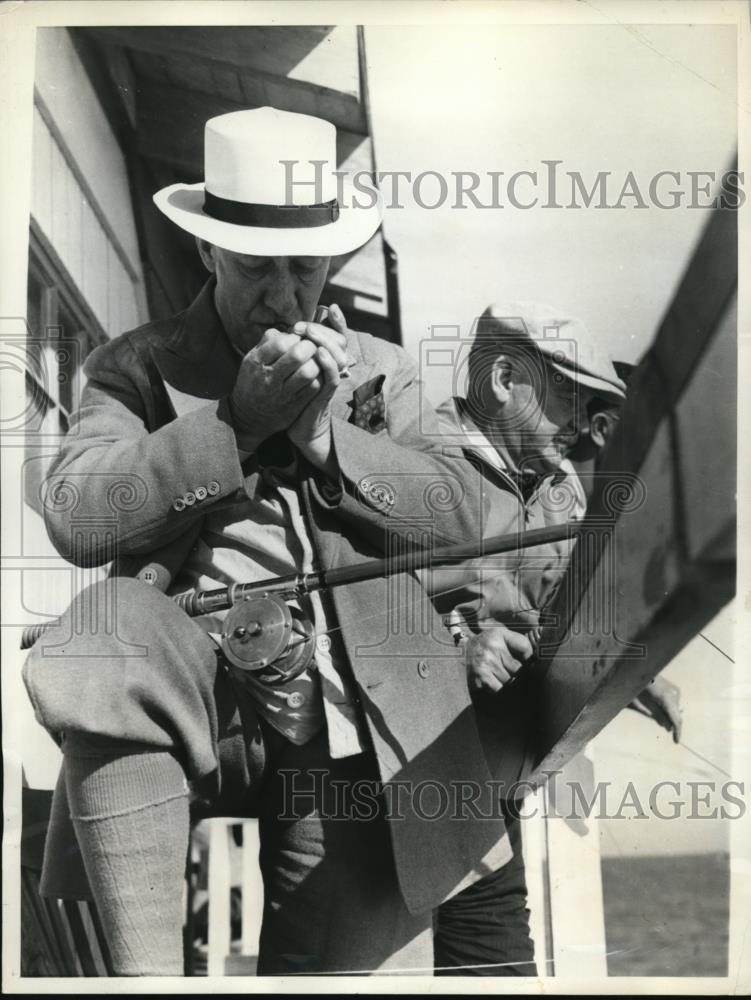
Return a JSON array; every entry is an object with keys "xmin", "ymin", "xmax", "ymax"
[
  {"xmin": 287, "ymin": 303, "xmax": 349, "ymax": 473},
  {"xmin": 229, "ymin": 304, "xmax": 349, "ymax": 469}
]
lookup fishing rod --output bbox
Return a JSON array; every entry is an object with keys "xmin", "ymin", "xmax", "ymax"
[{"xmin": 21, "ymin": 521, "xmax": 583, "ymax": 683}]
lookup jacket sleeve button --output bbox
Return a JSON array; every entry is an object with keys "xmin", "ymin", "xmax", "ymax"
[
  {"xmin": 184, "ymin": 491, "xmax": 196, "ymax": 506},
  {"xmin": 195, "ymin": 486, "xmax": 208, "ymax": 501},
  {"xmin": 207, "ymin": 481, "xmax": 220, "ymax": 496},
  {"xmin": 173, "ymin": 497, "xmax": 186, "ymax": 512},
  {"xmin": 417, "ymin": 660, "xmax": 430, "ymax": 679}
]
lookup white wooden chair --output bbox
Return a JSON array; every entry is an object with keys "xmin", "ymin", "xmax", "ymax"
[{"xmin": 195, "ymin": 817, "xmax": 264, "ymax": 976}]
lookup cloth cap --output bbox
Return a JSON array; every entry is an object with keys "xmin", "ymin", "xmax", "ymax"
[{"xmin": 476, "ymin": 302, "xmax": 627, "ymax": 401}]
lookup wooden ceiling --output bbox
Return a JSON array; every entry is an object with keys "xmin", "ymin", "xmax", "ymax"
[{"xmin": 70, "ymin": 26, "xmax": 398, "ymax": 341}]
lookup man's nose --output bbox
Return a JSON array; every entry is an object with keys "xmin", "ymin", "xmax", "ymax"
[
  {"xmin": 574, "ymin": 393, "xmax": 590, "ymax": 433},
  {"xmin": 263, "ymin": 261, "xmax": 298, "ymax": 318}
]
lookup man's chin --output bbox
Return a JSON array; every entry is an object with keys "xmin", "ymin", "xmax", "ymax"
[
  {"xmin": 527, "ymin": 449, "xmax": 566, "ymax": 475},
  {"xmin": 549, "ymin": 439, "xmax": 578, "ymax": 466}
]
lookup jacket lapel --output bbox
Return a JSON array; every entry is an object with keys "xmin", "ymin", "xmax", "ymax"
[{"xmin": 329, "ymin": 327, "xmax": 374, "ymax": 424}]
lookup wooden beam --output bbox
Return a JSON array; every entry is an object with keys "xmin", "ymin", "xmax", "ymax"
[
  {"xmin": 78, "ymin": 27, "xmax": 365, "ymax": 134},
  {"xmin": 78, "ymin": 26, "xmax": 338, "ymax": 83},
  {"xmin": 595, "ymin": 203, "xmax": 737, "ymax": 506},
  {"xmin": 534, "ymin": 557, "xmax": 733, "ymax": 780},
  {"xmin": 521, "ymin": 203, "xmax": 737, "ymax": 785}
]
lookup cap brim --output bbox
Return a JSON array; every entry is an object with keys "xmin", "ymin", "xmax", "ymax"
[
  {"xmin": 549, "ymin": 360, "xmax": 626, "ymax": 400},
  {"xmin": 153, "ymin": 182, "xmax": 384, "ymax": 257}
]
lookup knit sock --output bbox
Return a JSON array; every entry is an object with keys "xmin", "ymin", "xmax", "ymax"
[{"xmin": 63, "ymin": 743, "xmax": 190, "ymax": 976}]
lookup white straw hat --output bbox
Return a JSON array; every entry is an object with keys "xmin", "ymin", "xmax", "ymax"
[{"xmin": 153, "ymin": 107, "xmax": 384, "ymax": 256}]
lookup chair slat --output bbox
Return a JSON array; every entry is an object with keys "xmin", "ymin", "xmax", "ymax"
[
  {"xmin": 63, "ymin": 901, "xmax": 98, "ymax": 976},
  {"xmin": 87, "ymin": 901, "xmax": 115, "ymax": 976},
  {"xmin": 21, "ymin": 871, "xmax": 61, "ymax": 976},
  {"xmin": 43, "ymin": 898, "xmax": 78, "ymax": 975}
]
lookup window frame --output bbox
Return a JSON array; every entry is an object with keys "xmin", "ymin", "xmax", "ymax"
[{"xmin": 24, "ymin": 220, "xmax": 109, "ymax": 515}]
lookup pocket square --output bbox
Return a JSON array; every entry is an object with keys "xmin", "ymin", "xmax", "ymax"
[{"xmin": 350, "ymin": 374, "xmax": 387, "ymax": 432}]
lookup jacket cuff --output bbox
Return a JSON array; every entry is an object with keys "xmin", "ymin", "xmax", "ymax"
[{"xmin": 161, "ymin": 397, "xmax": 245, "ymax": 513}]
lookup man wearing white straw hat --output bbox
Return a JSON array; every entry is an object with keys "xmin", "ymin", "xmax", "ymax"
[{"xmin": 24, "ymin": 108, "xmax": 518, "ymax": 975}]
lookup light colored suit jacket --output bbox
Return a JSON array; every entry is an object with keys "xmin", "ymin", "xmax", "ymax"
[
  {"xmin": 421, "ymin": 396, "xmax": 585, "ymax": 790},
  {"xmin": 42, "ymin": 280, "xmax": 510, "ymax": 913}
]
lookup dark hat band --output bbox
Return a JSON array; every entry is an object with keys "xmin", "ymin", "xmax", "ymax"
[{"xmin": 203, "ymin": 190, "xmax": 339, "ymax": 228}]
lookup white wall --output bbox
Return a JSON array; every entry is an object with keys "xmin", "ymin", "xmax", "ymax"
[
  {"xmin": 15, "ymin": 28, "xmax": 149, "ymax": 787},
  {"xmin": 366, "ymin": 23, "xmax": 737, "ymax": 399},
  {"xmin": 33, "ymin": 28, "xmax": 147, "ymax": 336}
]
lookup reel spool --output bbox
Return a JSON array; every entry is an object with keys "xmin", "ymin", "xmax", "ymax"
[{"xmin": 220, "ymin": 592, "xmax": 316, "ymax": 685}]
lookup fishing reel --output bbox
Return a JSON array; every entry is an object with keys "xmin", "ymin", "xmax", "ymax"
[{"xmin": 220, "ymin": 592, "xmax": 316, "ymax": 685}]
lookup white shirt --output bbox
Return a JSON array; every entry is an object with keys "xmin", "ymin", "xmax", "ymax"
[{"xmin": 178, "ymin": 454, "xmax": 367, "ymax": 758}]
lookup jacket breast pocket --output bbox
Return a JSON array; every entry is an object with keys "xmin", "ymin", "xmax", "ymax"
[{"xmin": 349, "ymin": 374, "xmax": 387, "ymax": 434}]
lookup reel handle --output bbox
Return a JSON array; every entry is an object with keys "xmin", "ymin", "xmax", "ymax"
[{"xmin": 220, "ymin": 592, "xmax": 316, "ymax": 684}]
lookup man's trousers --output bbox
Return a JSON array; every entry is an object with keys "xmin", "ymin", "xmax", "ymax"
[{"xmin": 23, "ymin": 578, "xmax": 433, "ymax": 974}]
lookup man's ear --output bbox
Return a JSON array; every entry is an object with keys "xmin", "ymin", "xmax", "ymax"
[
  {"xmin": 196, "ymin": 238, "xmax": 217, "ymax": 273},
  {"xmin": 490, "ymin": 355, "xmax": 513, "ymax": 407},
  {"xmin": 590, "ymin": 412, "xmax": 611, "ymax": 450}
]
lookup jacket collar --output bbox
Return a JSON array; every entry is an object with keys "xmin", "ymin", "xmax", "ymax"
[
  {"xmin": 449, "ymin": 396, "xmax": 513, "ymax": 476},
  {"xmin": 445, "ymin": 396, "xmax": 569, "ymax": 502},
  {"xmin": 151, "ymin": 278, "xmax": 241, "ymax": 415}
]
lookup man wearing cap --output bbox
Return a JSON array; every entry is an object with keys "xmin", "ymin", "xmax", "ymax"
[
  {"xmin": 428, "ymin": 312, "xmax": 676, "ymax": 974},
  {"xmin": 23, "ymin": 109, "xmax": 513, "ymax": 975},
  {"xmin": 426, "ymin": 302, "xmax": 627, "ymax": 650},
  {"xmin": 415, "ymin": 303, "xmax": 623, "ymax": 974}
]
